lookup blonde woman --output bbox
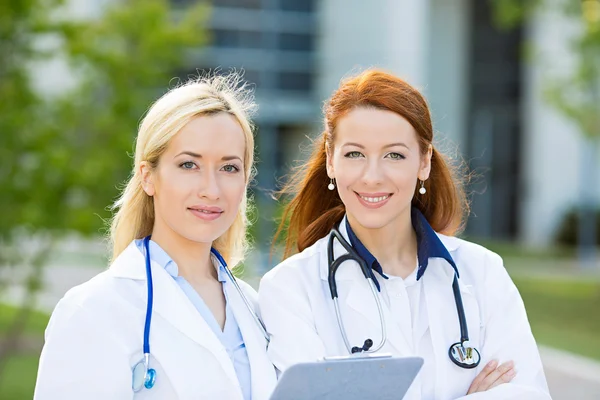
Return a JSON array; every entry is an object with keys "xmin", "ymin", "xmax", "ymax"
[{"xmin": 34, "ymin": 74, "xmax": 277, "ymax": 400}]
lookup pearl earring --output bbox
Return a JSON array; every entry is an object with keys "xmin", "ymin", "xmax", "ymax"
[
  {"xmin": 419, "ymin": 180, "xmax": 427, "ymax": 195},
  {"xmin": 328, "ymin": 179, "xmax": 336, "ymax": 191}
]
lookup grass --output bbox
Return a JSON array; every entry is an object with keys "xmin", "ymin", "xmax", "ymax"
[
  {"xmin": 0, "ymin": 304, "xmax": 49, "ymax": 400},
  {"xmin": 513, "ymin": 277, "xmax": 600, "ymax": 360},
  {"xmin": 465, "ymin": 238, "xmax": 577, "ymax": 260},
  {"xmin": 0, "ymin": 355, "xmax": 40, "ymax": 400}
]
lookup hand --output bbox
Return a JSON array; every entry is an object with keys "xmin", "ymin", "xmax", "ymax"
[{"xmin": 467, "ymin": 359, "xmax": 516, "ymax": 394}]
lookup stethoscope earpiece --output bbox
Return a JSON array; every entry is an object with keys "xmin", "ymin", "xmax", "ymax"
[{"xmin": 448, "ymin": 341, "xmax": 481, "ymax": 369}]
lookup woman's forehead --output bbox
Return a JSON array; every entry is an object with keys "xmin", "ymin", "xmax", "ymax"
[
  {"xmin": 334, "ymin": 108, "xmax": 418, "ymax": 147},
  {"xmin": 167, "ymin": 113, "xmax": 246, "ymax": 158}
]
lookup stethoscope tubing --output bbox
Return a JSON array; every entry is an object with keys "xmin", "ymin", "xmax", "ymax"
[
  {"xmin": 136, "ymin": 236, "xmax": 270, "ymax": 392},
  {"xmin": 143, "ymin": 236, "xmax": 153, "ymax": 356},
  {"xmin": 326, "ymin": 224, "xmax": 480, "ymax": 368}
]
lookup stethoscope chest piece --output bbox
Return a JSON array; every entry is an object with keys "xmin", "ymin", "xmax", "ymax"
[
  {"xmin": 449, "ymin": 341, "xmax": 481, "ymax": 369},
  {"xmin": 132, "ymin": 354, "xmax": 156, "ymax": 392}
]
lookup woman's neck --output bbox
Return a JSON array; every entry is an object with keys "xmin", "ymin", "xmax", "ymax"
[
  {"xmin": 150, "ymin": 223, "xmax": 217, "ymax": 284},
  {"xmin": 346, "ymin": 209, "xmax": 418, "ymax": 278}
]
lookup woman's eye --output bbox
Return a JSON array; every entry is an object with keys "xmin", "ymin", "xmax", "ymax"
[
  {"xmin": 180, "ymin": 161, "xmax": 196, "ymax": 169},
  {"xmin": 386, "ymin": 152, "xmax": 406, "ymax": 160},
  {"xmin": 222, "ymin": 164, "xmax": 240, "ymax": 173},
  {"xmin": 344, "ymin": 151, "xmax": 364, "ymax": 158}
]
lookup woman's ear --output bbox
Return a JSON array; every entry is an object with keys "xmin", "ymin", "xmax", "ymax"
[
  {"xmin": 418, "ymin": 144, "xmax": 433, "ymax": 181},
  {"xmin": 325, "ymin": 141, "xmax": 334, "ymax": 179},
  {"xmin": 140, "ymin": 161, "xmax": 155, "ymax": 196}
]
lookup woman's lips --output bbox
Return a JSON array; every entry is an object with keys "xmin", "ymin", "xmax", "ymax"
[
  {"xmin": 355, "ymin": 192, "xmax": 392, "ymax": 209},
  {"xmin": 188, "ymin": 205, "xmax": 223, "ymax": 221}
]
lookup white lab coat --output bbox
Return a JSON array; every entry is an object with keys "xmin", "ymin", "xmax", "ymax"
[
  {"xmin": 34, "ymin": 241, "xmax": 277, "ymax": 400},
  {"xmin": 259, "ymin": 217, "xmax": 551, "ymax": 400}
]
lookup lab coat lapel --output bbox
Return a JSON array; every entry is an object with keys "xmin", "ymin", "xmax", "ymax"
[
  {"xmin": 109, "ymin": 242, "xmax": 241, "ymax": 389},
  {"xmin": 422, "ymin": 258, "xmax": 480, "ymax": 399},
  {"xmin": 225, "ymin": 279, "xmax": 276, "ymax": 400},
  {"xmin": 318, "ymin": 217, "xmax": 413, "ymax": 356}
]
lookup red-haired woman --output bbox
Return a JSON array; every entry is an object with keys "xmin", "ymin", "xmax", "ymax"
[{"xmin": 259, "ymin": 70, "xmax": 550, "ymax": 399}]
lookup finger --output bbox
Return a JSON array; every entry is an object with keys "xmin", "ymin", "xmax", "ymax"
[
  {"xmin": 478, "ymin": 361, "xmax": 515, "ymax": 391},
  {"xmin": 488, "ymin": 367, "xmax": 517, "ymax": 390},
  {"xmin": 467, "ymin": 360, "xmax": 498, "ymax": 394}
]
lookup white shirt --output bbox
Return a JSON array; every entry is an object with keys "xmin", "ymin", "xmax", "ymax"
[{"xmin": 380, "ymin": 269, "xmax": 435, "ymax": 399}]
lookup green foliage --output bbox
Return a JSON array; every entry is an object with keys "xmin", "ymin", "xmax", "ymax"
[
  {"xmin": 0, "ymin": 304, "xmax": 49, "ymax": 335},
  {"xmin": 490, "ymin": 0, "xmax": 542, "ymax": 29},
  {"xmin": 0, "ymin": 0, "xmax": 64, "ymax": 241},
  {"xmin": 544, "ymin": 1, "xmax": 600, "ymax": 139},
  {"xmin": 0, "ymin": 0, "xmax": 209, "ymax": 241},
  {"xmin": 491, "ymin": 0, "xmax": 600, "ymax": 139}
]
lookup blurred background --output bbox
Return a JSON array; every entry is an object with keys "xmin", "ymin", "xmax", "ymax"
[{"xmin": 0, "ymin": 0, "xmax": 599, "ymax": 399}]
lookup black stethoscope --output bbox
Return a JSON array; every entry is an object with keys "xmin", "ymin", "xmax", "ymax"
[
  {"xmin": 327, "ymin": 226, "xmax": 481, "ymax": 369},
  {"xmin": 131, "ymin": 236, "xmax": 270, "ymax": 392}
]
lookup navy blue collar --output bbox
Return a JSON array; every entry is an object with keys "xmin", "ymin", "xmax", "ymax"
[{"xmin": 345, "ymin": 207, "xmax": 459, "ymax": 291}]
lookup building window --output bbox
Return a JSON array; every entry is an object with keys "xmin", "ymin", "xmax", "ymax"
[
  {"xmin": 239, "ymin": 69, "xmax": 261, "ymax": 86},
  {"xmin": 212, "ymin": 29, "xmax": 262, "ymax": 48},
  {"xmin": 171, "ymin": 0, "xmax": 200, "ymax": 6},
  {"xmin": 279, "ymin": 33, "xmax": 313, "ymax": 52},
  {"xmin": 279, "ymin": 0, "xmax": 314, "ymax": 12},
  {"xmin": 277, "ymin": 71, "xmax": 313, "ymax": 92},
  {"xmin": 212, "ymin": 0, "xmax": 262, "ymax": 9}
]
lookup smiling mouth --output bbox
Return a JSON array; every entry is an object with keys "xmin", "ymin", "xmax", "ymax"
[
  {"xmin": 187, "ymin": 206, "xmax": 224, "ymax": 221},
  {"xmin": 356, "ymin": 193, "xmax": 392, "ymax": 204}
]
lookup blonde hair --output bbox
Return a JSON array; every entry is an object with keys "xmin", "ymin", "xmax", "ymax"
[{"xmin": 109, "ymin": 73, "xmax": 257, "ymax": 266}]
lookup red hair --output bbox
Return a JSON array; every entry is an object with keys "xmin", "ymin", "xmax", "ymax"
[{"xmin": 275, "ymin": 69, "xmax": 468, "ymax": 259}]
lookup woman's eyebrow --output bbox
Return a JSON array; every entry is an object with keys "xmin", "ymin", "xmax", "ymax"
[
  {"xmin": 174, "ymin": 151, "xmax": 242, "ymax": 162},
  {"xmin": 174, "ymin": 151, "xmax": 201, "ymax": 159},
  {"xmin": 221, "ymin": 155, "xmax": 243, "ymax": 162},
  {"xmin": 341, "ymin": 142, "xmax": 409, "ymax": 149},
  {"xmin": 383, "ymin": 142, "xmax": 409, "ymax": 150}
]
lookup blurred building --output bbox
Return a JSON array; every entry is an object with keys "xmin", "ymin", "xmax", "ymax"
[
  {"xmin": 317, "ymin": 0, "xmax": 599, "ymax": 248},
  {"xmin": 174, "ymin": 0, "xmax": 320, "ymax": 199},
  {"xmin": 47, "ymin": 0, "xmax": 599, "ymax": 248}
]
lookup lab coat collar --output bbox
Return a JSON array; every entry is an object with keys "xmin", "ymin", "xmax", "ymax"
[
  {"xmin": 131, "ymin": 239, "xmax": 228, "ymax": 282},
  {"xmin": 411, "ymin": 207, "xmax": 459, "ymax": 280},
  {"xmin": 108, "ymin": 241, "xmax": 243, "ymax": 395},
  {"xmin": 344, "ymin": 208, "xmax": 460, "ymax": 288},
  {"xmin": 318, "ymin": 216, "xmax": 357, "ymax": 282},
  {"xmin": 318, "ymin": 215, "xmax": 461, "ymax": 283}
]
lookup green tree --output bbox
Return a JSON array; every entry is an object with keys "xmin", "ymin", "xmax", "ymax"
[
  {"xmin": 0, "ymin": 0, "xmax": 68, "ymax": 376},
  {"xmin": 0, "ymin": 0, "xmax": 208, "ymax": 378}
]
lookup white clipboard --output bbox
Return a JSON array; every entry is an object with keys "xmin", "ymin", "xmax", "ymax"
[{"xmin": 269, "ymin": 355, "xmax": 424, "ymax": 400}]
